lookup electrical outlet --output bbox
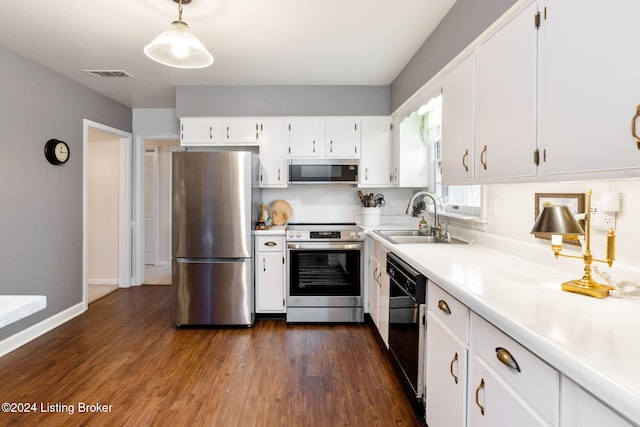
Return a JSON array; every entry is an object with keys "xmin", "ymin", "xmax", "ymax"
[{"xmin": 590, "ymin": 201, "xmax": 616, "ymax": 231}]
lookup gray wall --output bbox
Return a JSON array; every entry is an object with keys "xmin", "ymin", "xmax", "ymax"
[
  {"xmin": 390, "ymin": 0, "xmax": 518, "ymax": 112},
  {"xmin": 0, "ymin": 47, "xmax": 131, "ymax": 340},
  {"xmin": 176, "ymin": 85, "xmax": 390, "ymax": 117}
]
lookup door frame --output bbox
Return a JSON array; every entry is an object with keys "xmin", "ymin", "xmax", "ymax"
[
  {"xmin": 144, "ymin": 146, "xmax": 160, "ymax": 265},
  {"xmin": 83, "ymin": 119, "xmax": 132, "ymax": 310}
]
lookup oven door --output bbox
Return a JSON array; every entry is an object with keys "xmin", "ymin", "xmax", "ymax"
[
  {"xmin": 287, "ymin": 241, "xmax": 363, "ymax": 307},
  {"xmin": 388, "ymin": 278, "xmax": 425, "ymax": 399}
]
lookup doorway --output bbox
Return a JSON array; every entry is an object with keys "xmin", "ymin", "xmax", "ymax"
[
  {"xmin": 83, "ymin": 120, "xmax": 132, "ymax": 308},
  {"xmin": 142, "ymin": 139, "xmax": 179, "ymax": 285}
]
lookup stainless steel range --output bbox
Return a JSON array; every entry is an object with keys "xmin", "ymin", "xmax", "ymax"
[{"xmin": 286, "ymin": 223, "xmax": 364, "ymax": 323}]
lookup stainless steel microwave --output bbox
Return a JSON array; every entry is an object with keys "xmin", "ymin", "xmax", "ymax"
[{"xmin": 288, "ymin": 159, "xmax": 358, "ymax": 184}]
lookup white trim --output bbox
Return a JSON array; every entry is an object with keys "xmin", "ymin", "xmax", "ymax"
[
  {"xmin": 144, "ymin": 147, "xmax": 160, "ymax": 265},
  {"xmin": 0, "ymin": 302, "xmax": 84, "ymax": 358},
  {"xmin": 83, "ymin": 119, "xmax": 133, "ymax": 310},
  {"xmin": 88, "ymin": 279, "xmax": 120, "ymax": 286}
]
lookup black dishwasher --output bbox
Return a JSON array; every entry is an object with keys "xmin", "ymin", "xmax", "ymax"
[{"xmin": 387, "ymin": 252, "xmax": 426, "ymax": 414}]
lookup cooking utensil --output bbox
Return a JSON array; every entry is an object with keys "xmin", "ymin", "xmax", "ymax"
[{"xmin": 374, "ymin": 193, "xmax": 385, "ymax": 207}]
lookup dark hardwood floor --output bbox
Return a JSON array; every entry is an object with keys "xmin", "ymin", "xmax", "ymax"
[{"xmin": 0, "ymin": 286, "xmax": 421, "ymax": 426}]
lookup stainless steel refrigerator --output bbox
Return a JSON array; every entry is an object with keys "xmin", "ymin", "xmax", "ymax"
[{"xmin": 171, "ymin": 150, "xmax": 259, "ymax": 327}]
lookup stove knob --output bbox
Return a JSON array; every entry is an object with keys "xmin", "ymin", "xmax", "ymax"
[
  {"xmin": 349, "ymin": 231, "xmax": 356, "ymax": 238},
  {"xmin": 296, "ymin": 231, "xmax": 301, "ymax": 237},
  {"xmin": 287, "ymin": 231, "xmax": 294, "ymax": 238},
  {"xmin": 357, "ymin": 231, "xmax": 364, "ymax": 238}
]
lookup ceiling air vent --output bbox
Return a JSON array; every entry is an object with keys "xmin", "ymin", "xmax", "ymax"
[{"xmin": 82, "ymin": 70, "xmax": 134, "ymax": 78}]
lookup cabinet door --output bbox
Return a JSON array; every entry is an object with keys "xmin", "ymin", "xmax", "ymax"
[
  {"xmin": 560, "ymin": 376, "xmax": 633, "ymax": 427},
  {"xmin": 369, "ymin": 257, "xmax": 380, "ymax": 328},
  {"xmin": 468, "ymin": 357, "xmax": 550, "ymax": 427},
  {"xmin": 397, "ymin": 113, "xmax": 430, "ymax": 187},
  {"xmin": 426, "ymin": 313, "xmax": 467, "ymax": 427},
  {"xmin": 441, "ymin": 54, "xmax": 475, "ymax": 184},
  {"xmin": 475, "ymin": 2, "xmax": 538, "ymax": 181},
  {"xmin": 359, "ymin": 119, "xmax": 392, "ymax": 187},
  {"xmin": 180, "ymin": 118, "xmax": 219, "ymax": 145},
  {"xmin": 326, "ymin": 119, "xmax": 360, "ymax": 158},
  {"xmin": 256, "ymin": 251, "xmax": 285, "ymax": 313},
  {"xmin": 221, "ymin": 119, "xmax": 260, "ymax": 144},
  {"xmin": 540, "ymin": 0, "xmax": 640, "ymax": 178},
  {"xmin": 378, "ymin": 269, "xmax": 389, "ymax": 348},
  {"xmin": 259, "ymin": 120, "xmax": 287, "ymax": 187},
  {"xmin": 287, "ymin": 119, "xmax": 322, "ymax": 157}
]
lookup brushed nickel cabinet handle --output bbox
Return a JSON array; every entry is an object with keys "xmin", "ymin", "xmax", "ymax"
[
  {"xmin": 496, "ymin": 347, "xmax": 521, "ymax": 372},
  {"xmin": 365, "ymin": 168, "xmax": 368, "ymax": 180},
  {"xmin": 475, "ymin": 378, "xmax": 485, "ymax": 415},
  {"xmin": 262, "ymin": 258, "xmax": 266, "ymax": 272},
  {"xmin": 330, "ymin": 140, "xmax": 333, "ymax": 152},
  {"xmin": 632, "ymin": 105, "xmax": 640, "ymax": 149},
  {"xmin": 450, "ymin": 352, "xmax": 459, "ymax": 384},
  {"xmin": 437, "ymin": 299, "xmax": 451, "ymax": 315},
  {"xmin": 313, "ymin": 140, "xmax": 316, "ymax": 153},
  {"xmin": 480, "ymin": 145, "xmax": 488, "ymax": 170},
  {"xmin": 226, "ymin": 126, "xmax": 230, "ymax": 139},
  {"xmin": 209, "ymin": 126, "xmax": 213, "ymax": 140},
  {"xmin": 277, "ymin": 168, "xmax": 281, "ymax": 181},
  {"xmin": 462, "ymin": 149, "xmax": 469, "ymax": 172},
  {"xmin": 264, "ymin": 241, "xmax": 277, "ymax": 247}
]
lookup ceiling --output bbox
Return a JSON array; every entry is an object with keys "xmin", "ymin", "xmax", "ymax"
[{"xmin": 0, "ymin": 0, "xmax": 457, "ymax": 108}]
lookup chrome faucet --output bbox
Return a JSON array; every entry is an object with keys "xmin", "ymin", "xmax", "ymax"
[{"xmin": 406, "ymin": 191, "xmax": 446, "ymax": 239}]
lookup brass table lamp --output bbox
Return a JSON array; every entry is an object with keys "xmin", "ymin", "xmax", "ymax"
[{"xmin": 530, "ymin": 190, "xmax": 615, "ymax": 298}]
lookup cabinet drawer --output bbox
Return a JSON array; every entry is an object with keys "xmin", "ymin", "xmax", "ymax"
[
  {"xmin": 428, "ymin": 282, "xmax": 469, "ymax": 343},
  {"xmin": 256, "ymin": 236, "xmax": 285, "ymax": 252},
  {"xmin": 470, "ymin": 312, "xmax": 559, "ymax": 424}
]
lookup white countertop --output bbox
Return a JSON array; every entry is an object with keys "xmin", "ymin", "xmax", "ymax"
[
  {"xmin": 0, "ymin": 295, "xmax": 47, "ymax": 329},
  {"xmin": 366, "ymin": 229, "xmax": 640, "ymax": 425}
]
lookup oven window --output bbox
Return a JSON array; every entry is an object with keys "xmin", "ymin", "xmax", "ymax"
[{"xmin": 289, "ymin": 249, "xmax": 361, "ymax": 296}]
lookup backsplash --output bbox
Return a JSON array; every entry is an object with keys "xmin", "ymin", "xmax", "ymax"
[{"xmin": 483, "ymin": 178, "xmax": 640, "ymax": 282}]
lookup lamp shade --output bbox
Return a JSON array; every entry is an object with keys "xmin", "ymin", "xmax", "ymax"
[
  {"xmin": 144, "ymin": 20, "xmax": 213, "ymax": 69},
  {"xmin": 530, "ymin": 205, "xmax": 585, "ymax": 235}
]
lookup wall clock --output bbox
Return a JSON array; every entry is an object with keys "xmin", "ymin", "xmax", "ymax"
[{"xmin": 44, "ymin": 139, "xmax": 70, "ymax": 165}]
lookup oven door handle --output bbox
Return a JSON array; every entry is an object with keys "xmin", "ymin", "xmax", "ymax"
[{"xmin": 287, "ymin": 242, "xmax": 363, "ymax": 250}]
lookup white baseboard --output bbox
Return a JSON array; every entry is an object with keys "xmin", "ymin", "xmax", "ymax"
[
  {"xmin": 88, "ymin": 278, "xmax": 119, "ymax": 286},
  {"xmin": 0, "ymin": 302, "xmax": 85, "ymax": 358}
]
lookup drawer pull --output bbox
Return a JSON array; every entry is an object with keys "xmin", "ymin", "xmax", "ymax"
[
  {"xmin": 496, "ymin": 347, "xmax": 521, "ymax": 372},
  {"xmin": 462, "ymin": 149, "xmax": 469, "ymax": 172},
  {"xmin": 437, "ymin": 299, "xmax": 451, "ymax": 315},
  {"xmin": 450, "ymin": 352, "xmax": 459, "ymax": 384},
  {"xmin": 480, "ymin": 145, "xmax": 488, "ymax": 170},
  {"xmin": 632, "ymin": 104, "xmax": 640, "ymax": 149},
  {"xmin": 475, "ymin": 378, "xmax": 485, "ymax": 416},
  {"xmin": 263, "ymin": 241, "xmax": 277, "ymax": 247}
]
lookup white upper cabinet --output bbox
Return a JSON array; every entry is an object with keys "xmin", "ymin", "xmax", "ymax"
[
  {"xmin": 287, "ymin": 119, "xmax": 322, "ymax": 157},
  {"xmin": 180, "ymin": 117, "xmax": 259, "ymax": 145},
  {"xmin": 539, "ymin": 0, "xmax": 640, "ymax": 179},
  {"xmin": 259, "ymin": 120, "xmax": 287, "ymax": 188},
  {"xmin": 220, "ymin": 119, "xmax": 260, "ymax": 144},
  {"xmin": 441, "ymin": 54, "xmax": 476, "ymax": 184},
  {"xmin": 180, "ymin": 117, "xmax": 220, "ymax": 145},
  {"xmin": 359, "ymin": 119, "xmax": 392, "ymax": 187},
  {"xmin": 475, "ymin": 1, "xmax": 539, "ymax": 182},
  {"xmin": 325, "ymin": 119, "xmax": 361, "ymax": 158}
]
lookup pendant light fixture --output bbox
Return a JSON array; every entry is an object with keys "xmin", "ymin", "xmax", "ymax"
[{"xmin": 144, "ymin": 0, "xmax": 213, "ymax": 69}]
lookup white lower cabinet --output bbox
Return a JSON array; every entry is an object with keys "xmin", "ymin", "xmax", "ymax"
[
  {"xmin": 254, "ymin": 235, "xmax": 285, "ymax": 313},
  {"xmin": 426, "ymin": 313, "xmax": 468, "ymax": 427},
  {"xmin": 560, "ymin": 376, "xmax": 634, "ymax": 427},
  {"xmin": 468, "ymin": 312, "xmax": 559, "ymax": 426},
  {"xmin": 368, "ymin": 239, "xmax": 389, "ymax": 347},
  {"xmin": 426, "ymin": 283, "xmax": 469, "ymax": 427}
]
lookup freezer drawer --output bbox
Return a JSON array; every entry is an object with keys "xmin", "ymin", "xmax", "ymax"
[{"xmin": 172, "ymin": 258, "xmax": 254, "ymax": 327}]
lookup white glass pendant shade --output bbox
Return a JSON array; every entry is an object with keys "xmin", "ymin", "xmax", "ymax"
[{"xmin": 144, "ymin": 20, "xmax": 213, "ymax": 69}]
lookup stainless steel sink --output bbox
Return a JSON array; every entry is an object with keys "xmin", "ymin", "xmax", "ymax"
[{"xmin": 374, "ymin": 230, "xmax": 467, "ymax": 245}]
